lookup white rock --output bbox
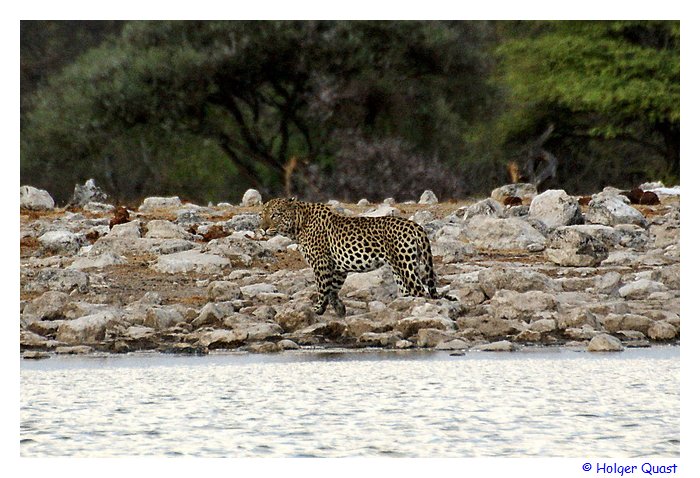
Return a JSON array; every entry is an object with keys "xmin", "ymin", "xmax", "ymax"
[
  {"xmin": 69, "ymin": 179, "xmax": 107, "ymax": 206},
  {"xmin": 586, "ymin": 196, "xmax": 648, "ymax": 227},
  {"xmin": 193, "ymin": 301, "xmax": 243, "ymax": 328},
  {"xmin": 145, "ymin": 220, "xmax": 190, "ymax": 239},
  {"xmin": 241, "ymin": 189, "xmax": 263, "ymax": 207},
  {"xmin": 152, "ymin": 250, "xmax": 230, "ymax": 274},
  {"xmin": 416, "ymin": 329, "xmax": 457, "ymax": 348},
  {"xmin": 139, "ymin": 196, "xmax": 182, "ymax": 212},
  {"xmin": 144, "ymin": 306, "xmax": 185, "ymax": 330},
  {"xmin": 461, "ymin": 198, "xmax": 504, "ymax": 221},
  {"xmin": 491, "ymin": 183, "xmax": 537, "ymax": 203},
  {"xmin": 432, "ymin": 237, "xmax": 475, "ymax": 264},
  {"xmin": 361, "ymin": 204, "xmax": 398, "ymax": 217},
  {"xmin": 24, "ymin": 268, "xmax": 90, "ymax": 294},
  {"xmin": 261, "ymin": 235, "xmax": 294, "ymax": 253},
  {"xmin": 20, "ymin": 185, "xmax": 55, "ymax": 210},
  {"xmin": 410, "ymin": 210, "xmax": 434, "ymax": 225},
  {"xmin": 198, "ymin": 329, "xmax": 247, "ymax": 349},
  {"xmin": 529, "ymin": 189, "xmax": 582, "ymax": 229},
  {"xmin": 544, "ymin": 227, "xmax": 609, "ymax": 267},
  {"xmin": 394, "ymin": 316, "xmax": 456, "ymax": 338},
  {"xmin": 69, "ymin": 252, "xmax": 126, "ymax": 270},
  {"xmin": 344, "ymin": 266, "xmax": 398, "ymax": 300},
  {"xmin": 106, "ymin": 220, "xmax": 142, "ymax": 239},
  {"xmin": 207, "ymin": 281, "xmax": 243, "ymax": 302},
  {"xmin": 38, "ymin": 230, "xmax": 83, "ymax": 255},
  {"xmin": 587, "ymin": 334, "xmax": 624, "ymax": 352},
  {"xmin": 618, "ymin": 279, "xmax": 666, "ymax": 299},
  {"xmin": 647, "ymin": 321, "xmax": 678, "ymax": 340},
  {"xmin": 56, "ymin": 311, "xmax": 119, "ymax": 344},
  {"xmin": 464, "ymin": 216, "xmax": 546, "ymax": 252},
  {"xmin": 418, "ymin": 190, "xmax": 438, "ymax": 205},
  {"xmin": 21, "ymin": 291, "xmax": 70, "ymax": 324},
  {"xmin": 83, "ymin": 202, "xmax": 114, "ymax": 213},
  {"xmin": 490, "ymin": 290, "xmax": 558, "ymax": 321},
  {"xmin": 240, "ymin": 283, "xmax": 279, "ymax": 298},
  {"xmin": 639, "ymin": 181, "xmax": 665, "ymax": 190},
  {"xmin": 529, "ymin": 318, "xmax": 557, "ymax": 333},
  {"xmin": 277, "ymin": 339, "xmax": 300, "ymax": 350},
  {"xmin": 435, "ymin": 339, "xmax": 470, "ymax": 350},
  {"xmin": 562, "ymin": 224, "xmax": 621, "ymax": 249},
  {"xmin": 475, "ymin": 340, "xmax": 514, "ymax": 352},
  {"xmin": 478, "ymin": 267, "xmax": 558, "ymax": 298}
]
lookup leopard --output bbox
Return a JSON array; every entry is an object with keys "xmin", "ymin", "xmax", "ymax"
[{"xmin": 259, "ymin": 197, "xmax": 444, "ymax": 317}]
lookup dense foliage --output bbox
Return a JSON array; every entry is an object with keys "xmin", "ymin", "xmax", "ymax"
[
  {"xmin": 496, "ymin": 21, "xmax": 680, "ymax": 190},
  {"xmin": 20, "ymin": 21, "xmax": 680, "ymax": 205}
]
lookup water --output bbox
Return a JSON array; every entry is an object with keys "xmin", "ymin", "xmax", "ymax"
[{"xmin": 20, "ymin": 347, "xmax": 679, "ymax": 457}]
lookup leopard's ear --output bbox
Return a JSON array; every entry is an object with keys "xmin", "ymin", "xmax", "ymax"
[{"xmin": 288, "ymin": 196, "xmax": 298, "ymax": 202}]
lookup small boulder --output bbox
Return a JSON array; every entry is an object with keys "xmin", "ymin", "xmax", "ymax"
[
  {"xmin": 68, "ymin": 179, "xmax": 107, "ymax": 207},
  {"xmin": 545, "ymin": 227, "xmax": 608, "ymax": 267},
  {"xmin": 277, "ymin": 339, "xmax": 300, "ymax": 350},
  {"xmin": 274, "ymin": 302, "xmax": 317, "ymax": 332},
  {"xmin": 145, "ymin": 220, "xmax": 190, "ymax": 240},
  {"xmin": 192, "ymin": 301, "xmax": 244, "ymax": 328},
  {"xmin": 647, "ymin": 321, "xmax": 678, "ymax": 340},
  {"xmin": 489, "ymin": 290, "xmax": 558, "ymax": 321},
  {"xmin": 491, "ymin": 183, "xmax": 537, "ymax": 204},
  {"xmin": 22, "ymin": 291, "xmax": 70, "ymax": 324},
  {"xmin": 435, "ymin": 339, "xmax": 470, "ymax": 350},
  {"xmin": 69, "ymin": 252, "xmax": 126, "ymax": 270},
  {"xmin": 152, "ymin": 250, "xmax": 230, "ymax": 274},
  {"xmin": 619, "ymin": 279, "xmax": 666, "ymax": 300},
  {"xmin": 358, "ymin": 331, "xmax": 403, "ymax": 347},
  {"xmin": 361, "ymin": 204, "xmax": 398, "ymax": 217},
  {"xmin": 586, "ymin": 196, "xmax": 648, "ymax": 228},
  {"xmin": 474, "ymin": 340, "xmax": 514, "ymax": 352},
  {"xmin": 478, "ymin": 267, "xmax": 557, "ymax": 298},
  {"xmin": 241, "ymin": 189, "xmax": 263, "ymax": 207},
  {"xmin": 418, "ymin": 190, "xmax": 438, "ymax": 205},
  {"xmin": 56, "ymin": 311, "xmax": 120, "ymax": 344},
  {"xmin": 463, "ymin": 216, "xmax": 546, "ymax": 252},
  {"xmin": 416, "ymin": 328, "xmax": 457, "ymax": 348},
  {"xmin": 144, "ymin": 306, "xmax": 185, "ymax": 330},
  {"xmin": 528, "ymin": 189, "xmax": 583, "ymax": 229},
  {"xmin": 207, "ymin": 281, "xmax": 243, "ymax": 302},
  {"xmin": 20, "ymin": 185, "xmax": 55, "ymax": 210},
  {"xmin": 394, "ymin": 316, "xmax": 456, "ymax": 338},
  {"xmin": 139, "ymin": 196, "xmax": 182, "ymax": 212},
  {"xmin": 461, "ymin": 198, "xmax": 504, "ymax": 221},
  {"xmin": 587, "ymin": 334, "xmax": 624, "ymax": 352},
  {"xmin": 38, "ymin": 230, "xmax": 83, "ymax": 255},
  {"xmin": 198, "ymin": 329, "xmax": 247, "ymax": 349},
  {"xmin": 240, "ymin": 283, "xmax": 278, "ymax": 299}
]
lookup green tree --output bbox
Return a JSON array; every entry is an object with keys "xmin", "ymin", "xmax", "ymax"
[
  {"xmin": 496, "ymin": 21, "xmax": 680, "ymax": 190},
  {"xmin": 21, "ymin": 20, "xmax": 498, "ymax": 203}
]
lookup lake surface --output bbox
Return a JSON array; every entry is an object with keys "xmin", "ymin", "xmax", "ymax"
[{"xmin": 20, "ymin": 347, "xmax": 680, "ymax": 457}]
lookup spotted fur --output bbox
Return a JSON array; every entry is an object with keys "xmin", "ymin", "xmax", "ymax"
[{"xmin": 260, "ymin": 198, "xmax": 440, "ymax": 316}]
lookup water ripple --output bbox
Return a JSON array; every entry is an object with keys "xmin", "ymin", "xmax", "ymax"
[{"xmin": 20, "ymin": 348, "xmax": 679, "ymax": 457}]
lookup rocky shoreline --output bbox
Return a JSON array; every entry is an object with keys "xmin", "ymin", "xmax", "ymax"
[{"xmin": 20, "ymin": 182, "xmax": 680, "ymax": 359}]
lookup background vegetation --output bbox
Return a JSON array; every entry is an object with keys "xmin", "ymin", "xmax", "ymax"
[{"xmin": 20, "ymin": 20, "xmax": 679, "ymax": 205}]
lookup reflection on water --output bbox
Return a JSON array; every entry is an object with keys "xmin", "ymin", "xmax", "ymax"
[{"xmin": 20, "ymin": 347, "xmax": 679, "ymax": 457}]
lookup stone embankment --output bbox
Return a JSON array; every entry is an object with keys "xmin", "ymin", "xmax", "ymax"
[{"xmin": 20, "ymin": 182, "xmax": 680, "ymax": 358}]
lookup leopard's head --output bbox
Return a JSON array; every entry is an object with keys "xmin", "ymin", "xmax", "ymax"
[{"xmin": 260, "ymin": 197, "xmax": 299, "ymax": 237}]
